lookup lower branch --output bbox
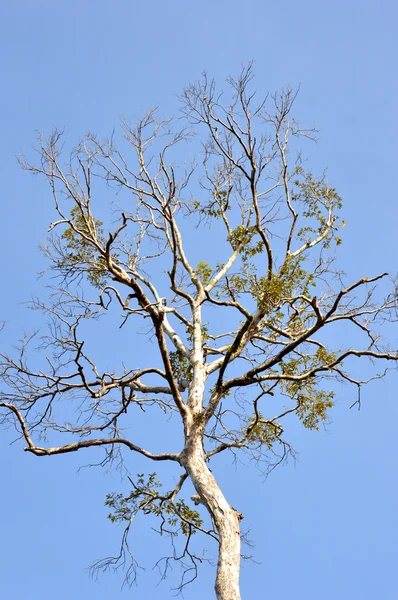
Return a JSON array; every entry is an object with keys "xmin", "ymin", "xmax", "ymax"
[{"xmin": 0, "ymin": 402, "xmax": 179, "ymax": 462}]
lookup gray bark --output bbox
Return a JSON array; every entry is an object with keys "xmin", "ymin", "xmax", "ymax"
[{"xmin": 184, "ymin": 430, "xmax": 242, "ymax": 600}]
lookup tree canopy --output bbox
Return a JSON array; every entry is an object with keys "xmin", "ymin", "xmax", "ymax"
[{"xmin": 1, "ymin": 65, "xmax": 397, "ymax": 600}]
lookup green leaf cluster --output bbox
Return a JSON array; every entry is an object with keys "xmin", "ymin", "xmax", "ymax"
[
  {"xmin": 220, "ymin": 254, "xmax": 315, "ymax": 315},
  {"xmin": 228, "ymin": 225, "xmax": 263, "ymax": 260},
  {"xmin": 169, "ymin": 350, "xmax": 193, "ymax": 382},
  {"xmin": 197, "ymin": 189, "xmax": 231, "ymax": 219},
  {"xmin": 173, "ymin": 499, "xmax": 203, "ymax": 535},
  {"xmin": 296, "ymin": 388, "xmax": 335, "ymax": 429},
  {"xmin": 105, "ymin": 473, "xmax": 202, "ymax": 536},
  {"xmin": 195, "ymin": 261, "xmax": 213, "ymax": 285},
  {"xmin": 255, "ymin": 258, "xmax": 314, "ymax": 311},
  {"xmin": 279, "ymin": 353, "xmax": 336, "ymax": 430},
  {"xmin": 186, "ymin": 323, "xmax": 210, "ymax": 343},
  {"xmin": 292, "ymin": 168, "xmax": 343, "ymax": 248},
  {"xmin": 61, "ymin": 205, "xmax": 109, "ymax": 288},
  {"xmin": 105, "ymin": 472, "xmax": 162, "ymax": 523},
  {"xmin": 246, "ymin": 416, "xmax": 283, "ymax": 448}
]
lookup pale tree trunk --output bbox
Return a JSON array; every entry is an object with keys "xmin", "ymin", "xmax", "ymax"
[{"xmin": 184, "ymin": 431, "xmax": 242, "ymax": 600}]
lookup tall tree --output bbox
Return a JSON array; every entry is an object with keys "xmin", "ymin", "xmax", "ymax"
[{"xmin": 1, "ymin": 66, "xmax": 396, "ymax": 600}]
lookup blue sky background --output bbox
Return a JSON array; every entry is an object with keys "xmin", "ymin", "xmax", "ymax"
[{"xmin": 1, "ymin": 1, "xmax": 398, "ymax": 598}]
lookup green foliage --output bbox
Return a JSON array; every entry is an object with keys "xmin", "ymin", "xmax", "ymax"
[
  {"xmin": 195, "ymin": 261, "xmax": 213, "ymax": 285},
  {"xmin": 292, "ymin": 168, "xmax": 343, "ymax": 247},
  {"xmin": 228, "ymin": 225, "xmax": 263, "ymax": 260},
  {"xmin": 197, "ymin": 189, "xmax": 231, "ymax": 219},
  {"xmin": 279, "ymin": 349, "xmax": 337, "ymax": 430},
  {"xmin": 296, "ymin": 388, "xmax": 335, "ymax": 430},
  {"xmin": 219, "ymin": 253, "xmax": 316, "ymax": 315},
  {"xmin": 246, "ymin": 416, "xmax": 283, "ymax": 448},
  {"xmin": 61, "ymin": 205, "xmax": 109, "ymax": 288},
  {"xmin": 173, "ymin": 499, "xmax": 203, "ymax": 535},
  {"xmin": 254, "ymin": 258, "xmax": 311, "ymax": 312},
  {"xmin": 186, "ymin": 323, "xmax": 210, "ymax": 343},
  {"xmin": 314, "ymin": 346, "xmax": 338, "ymax": 366},
  {"xmin": 207, "ymin": 170, "xmax": 344, "ymax": 320},
  {"xmin": 105, "ymin": 473, "xmax": 202, "ymax": 536},
  {"xmin": 169, "ymin": 350, "xmax": 193, "ymax": 382}
]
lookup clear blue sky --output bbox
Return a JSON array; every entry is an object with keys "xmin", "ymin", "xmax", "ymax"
[{"xmin": 1, "ymin": 1, "xmax": 397, "ymax": 598}]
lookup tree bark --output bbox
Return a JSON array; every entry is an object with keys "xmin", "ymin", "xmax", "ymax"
[{"xmin": 184, "ymin": 432, "xmax": 242, "ymax": 600}]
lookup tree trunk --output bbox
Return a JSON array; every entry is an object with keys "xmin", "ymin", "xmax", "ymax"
[{"xmin": 184, "ymin": 433, "xmax": 242, "ymax": 600}]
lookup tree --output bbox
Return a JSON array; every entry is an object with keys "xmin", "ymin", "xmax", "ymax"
[{"xmin": 0, "ymin": 65, "xmax": 397, "ymax": 600}]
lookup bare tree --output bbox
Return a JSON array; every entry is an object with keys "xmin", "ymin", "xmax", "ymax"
[{"xmin": 1, "ymin": 65, "xmax": 397, "ymax": 600}]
